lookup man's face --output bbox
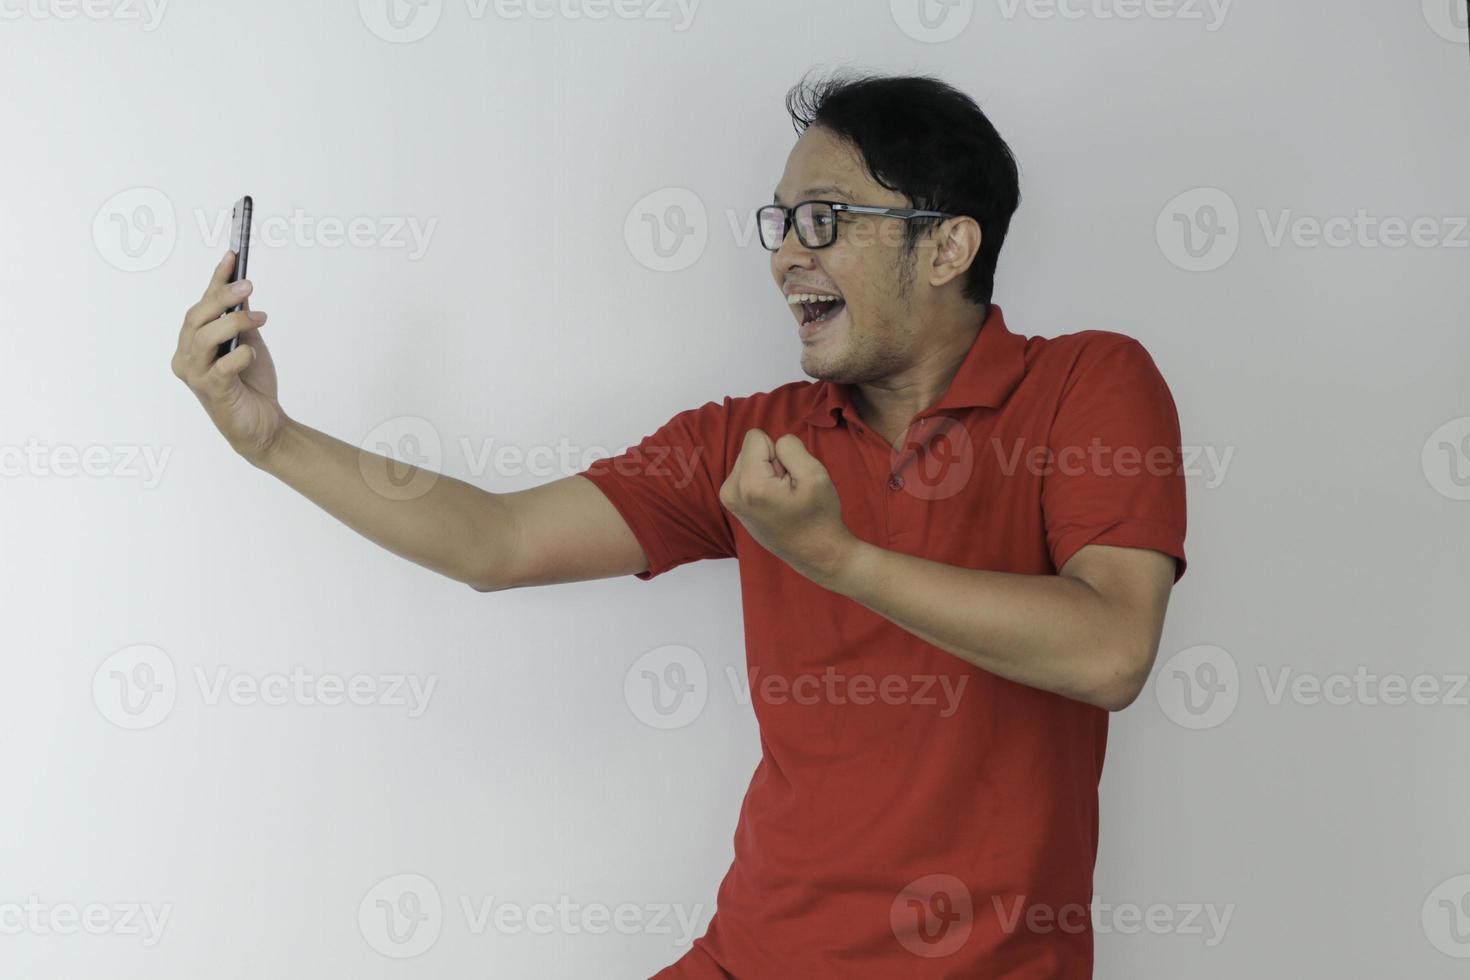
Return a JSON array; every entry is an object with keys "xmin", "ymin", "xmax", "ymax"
[{"xmin": 770, "ymin": 125, "xmax": 930, "ymax": 384}]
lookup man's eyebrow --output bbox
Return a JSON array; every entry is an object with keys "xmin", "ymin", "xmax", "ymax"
[{"xmin": 772, "ymin": 185, "xmax": 855, "ymax": 205}]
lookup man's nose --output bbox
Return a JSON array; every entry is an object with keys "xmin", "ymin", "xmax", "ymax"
[{"xmin": 774, "ymin": 223, "xmax": 816, "ymax": 270}]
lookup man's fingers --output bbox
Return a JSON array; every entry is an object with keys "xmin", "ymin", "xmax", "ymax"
[
  {"xmin": 203, "ymin": 342, "xmax": 255, "ymax": 392},
  {"xmin": 734, "ymin": 428, "xmax": 787, "ymax": 485},
  {"xmin": 205, "ymin": 249, "xmax": 236, "ymax": 297},
  {"xmin": 236, "ymin": 313, "xmax": 272, "ymax": 367},
  {"xmin": 176, "ymin": 253, "xmax": 230, "ymax": 350},
  {"xmin": 197, "ymin": 309, "xmax": 265, "ymax": 348},
  {"xmin": 184, "ymin": 273, "xmax": 253, "ymax": 333},
  {"xmin": 773, "ymin": 433, "xmax": 817, "ymax": 478},
  {"xmin": 737, "ymin": 428, "xmax": 776, "ymax": 461},
  {"xmin": 179, "ymin": 310, "xmax": 265, "ymax": 379},
  {"xmin": 184, "ymin": 249, "xmax": 236, "ymax": 324}
]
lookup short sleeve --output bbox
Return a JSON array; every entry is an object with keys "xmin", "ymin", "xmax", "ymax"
[
  {"xmin": 1041, "ymin": 338, "xmax": 1188, "ymax": 583},
  {"xmin": 575, "ymin": 398, "xmax": 737, "ymax": 581}
]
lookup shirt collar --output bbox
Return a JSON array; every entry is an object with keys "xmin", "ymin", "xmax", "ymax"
[{"xmin": 802, "ymin": 303, "xmax": 1028, "ymax": 429}]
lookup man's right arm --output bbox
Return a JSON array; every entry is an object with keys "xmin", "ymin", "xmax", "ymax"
[
  {"xmin": 254, "ymin": 420, "xmax": 651, "ymax": 591},
  {"xmin": 171, "ymin": 252, "xmax": 650, "ymax": 592}
]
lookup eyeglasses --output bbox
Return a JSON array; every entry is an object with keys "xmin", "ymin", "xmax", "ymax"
[{"xmin": 756, "ymin": 199, "xmax": 957, "ymax": 251}]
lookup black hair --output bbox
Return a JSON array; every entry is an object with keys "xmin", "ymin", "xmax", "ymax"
[{"xmin": 784, "ymin": 69, "xmax": 1021, "ymax": 306}]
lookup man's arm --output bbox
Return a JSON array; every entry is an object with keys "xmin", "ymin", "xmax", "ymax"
[
  {"xmin": 812, "ymin": 541, "xmax": 1176, "ymax": 712},
  {"xmin": 253, "ymin": 421, "xmax": 650, "ymax": 591},
  {"xmin": 717, "ymin": 426, "xmax": 1179, "ymax": 712},
  {"xmin": 171, "ymin": 251, "xmax": 650, "ymax": 592}
]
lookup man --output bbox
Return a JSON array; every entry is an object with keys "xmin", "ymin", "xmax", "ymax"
[{"xmin": 171, "ymin": 70, "xmax": 1186, "ymax": 978}]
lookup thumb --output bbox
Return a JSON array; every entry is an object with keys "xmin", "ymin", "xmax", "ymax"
[
  {"xmin": 736, "ymin": 427, "xmax": 781, "ymax": 476},
  {"xmin": 773, "ymin": 433, "xmax": 823, "ymax": 480}
]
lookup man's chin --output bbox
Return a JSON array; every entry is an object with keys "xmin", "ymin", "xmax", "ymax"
[{"xmin": 800, "ymin": 346, "xmax": 849, "ymax": 382}]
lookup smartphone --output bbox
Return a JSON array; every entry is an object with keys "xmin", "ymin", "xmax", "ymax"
[{"xmin": 216, "ymin": 195, "xmax": 253, "ymax": 359}]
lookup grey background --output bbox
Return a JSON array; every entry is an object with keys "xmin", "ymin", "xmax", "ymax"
[{"xmin": 1, "ymin": 0, "xmax": 1467, "ymax": 976}]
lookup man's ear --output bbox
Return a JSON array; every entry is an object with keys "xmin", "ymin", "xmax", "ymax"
[{"xmin": 928, "ymin": 216, "xmax": 982, "ymax": 290}]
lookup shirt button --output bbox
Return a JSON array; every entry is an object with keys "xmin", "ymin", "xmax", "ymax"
[{"xmin": 887, "ymin": 474, "xmax": 904, "ymax": 490}]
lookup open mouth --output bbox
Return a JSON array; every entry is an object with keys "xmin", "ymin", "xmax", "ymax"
[{"xmin": 788, "ymin": 293, "xmax": 847, "ymax": 326}]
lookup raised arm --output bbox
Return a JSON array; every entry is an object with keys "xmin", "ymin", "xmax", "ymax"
[{"xmin": 170, "ymin": 252, "xmax": 650, "ymax": 591}]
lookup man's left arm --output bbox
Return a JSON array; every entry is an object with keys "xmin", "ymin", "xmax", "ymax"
[
  {"xmin": 811, "ymin": 540, "xmax": 1176, "ymax": 711},
  {"xmin": 720, "ymin": 337, "xmax": 1187, "ymax": 712}
]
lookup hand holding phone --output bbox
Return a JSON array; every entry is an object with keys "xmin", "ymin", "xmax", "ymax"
[{"xmin": 171, "ymin": 195, "xmax": 286, "ymax": 468}]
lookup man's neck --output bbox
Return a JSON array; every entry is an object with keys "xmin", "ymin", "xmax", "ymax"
[{"xmin": 851, "ymin": 303, "xmax": 987, "ymax": 445}]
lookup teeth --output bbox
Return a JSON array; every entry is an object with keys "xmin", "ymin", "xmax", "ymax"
[{"xmin": 786, "ymin": 293, "xmax": 842, "ymax": 304}]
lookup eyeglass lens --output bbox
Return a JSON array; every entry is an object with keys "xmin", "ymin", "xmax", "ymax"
[{"xmin": 760, "ymin": 203, "xmax": 836, "ymax": 249}]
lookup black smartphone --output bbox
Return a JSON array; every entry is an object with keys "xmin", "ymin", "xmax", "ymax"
[{"xmin": 216, "ymin": 195, "xmax": 253, "ymax": 359}]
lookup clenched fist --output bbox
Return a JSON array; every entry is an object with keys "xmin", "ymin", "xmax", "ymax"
[{"xmin": 718, "ymin": 428, "xmax": 857, "ymax": 584}]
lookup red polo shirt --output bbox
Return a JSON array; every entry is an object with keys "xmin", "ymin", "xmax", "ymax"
[{"xmin": 576, "ymin": 304, "xmax": 1187, "ymax": 978}]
